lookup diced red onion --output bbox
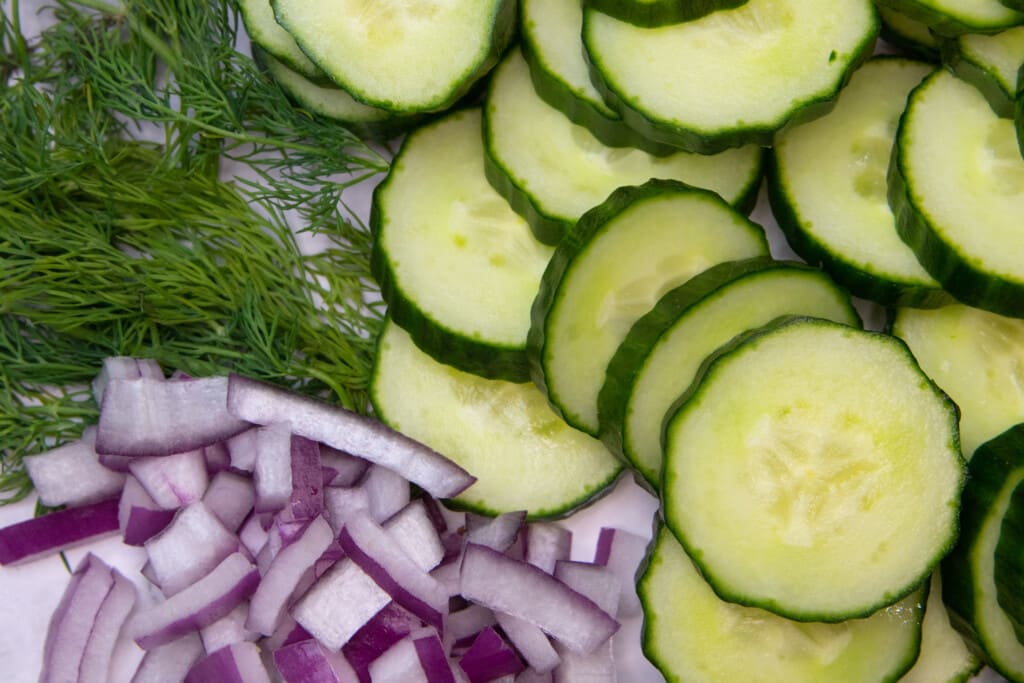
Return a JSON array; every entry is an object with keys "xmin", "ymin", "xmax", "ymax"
[
  {"xmin": 413, "ymin": 627, "xmax": 459, "ymax": 683},
  {"xmin": 203, "ymin": 442, "xmax": 232, "ymax": 474},
  {"xmin": 550, "ymin": 561, "xmax": 619, "ymax": 683},
  {"xmin": 129, "ymin": 552, "xmax": 260, "ymax": 649},
  {"xmin": 0, "ymin": 497, "xmax": 120, "ymax": 565},
  {"xmin": 494, "ymin": 613, "xmax": 560, "ymax": 674},
  {"xmin": 320, "ymin": 446, "xmax": 370, "ymax": 488},
  {"xmin": 325, "ymin": 487, "xmax": 372, "ymax": 535},
  {"xmin": 24, "ymin": 427, "xmax": 126, "ymax": 507},
  {"xmin": 97, "ymin": 376, "xmax": 251, "ymax": 456},
  {"xmin": 226, "ymin": 374, "xmax": 475, "ymax": 499},
  {"xmin": 263, "ymin": 615, "xmax": 310, "ymax": 652},
  {"xmin": 458, "ymin": 627, "xmax": 524, "ymax": 683},
  {"xmin": 273, "ymin": 638, "xmax": 361, "ymax": 683},
  {"xmin": 227, "ymin": 428, "xmax": 260, "ymax": 473},
  {"xmin": 592, "ymin": 527, "xmax": 648, "ymax": 617},
  {"xmin": 291, "ymin": 557, "xmax": 392, "ymax": 651},
  {"xmin": 515, "ymin": 670, "xmax": 553, "ymax": 683},
  {"xmin": 384, "ymin": 500, "xmax": 445, "ymax": 573},
  {"xmin": 184, "ymin": 641, "xmax": 271, "ymax": 683},
  {"xmin": 444, "ymin": 605, "xmax": 496, "ymax": 649},
  {"xmin": 92, "ymin": 356, "xmax": 165, "ymax": 406},
  {"xmin": 200, "ymin": 602, "xmax": 259, "ymax": 655},
  {"xmin": 238, "ymin": 513, "xmax": 270, "ymax": 558},
  {"xmin": 290, "ymin": 436, "xmax": 325, "ymax": 520},
  {"xmin": 314, "ymin": 540, "xmax": 345, "ymax": 579},
  {"xmin": 360, "ymin": 465, "xmax": 410, "ymax": 523},
  {"xmin": 119, "ymin": 475, "xmax": 174, "ymax": 546},
  {"xmin": 341, "ymin": 602, "xmax": 421, "ymax": 683},
  {"xmin": 369, "ymin": 627, "xmax": 457, "ymax": 683},
  {"xmin": 202, "ymin": 470, "xmax": 256, "ymax": 532},
  {"xmin": 466, "ymin": 511, "xmax": 526, "ymax": 553},
  {"xmin": 78, "ymin": 569, "xmax": 137, "ymax": 683},
  {"xmin": 129, "ymin": 448, "xmax": 209, "ymax": 509},
  {"xmin": 251, "ymin": 423, "xmax": 294, "ymax": 513},
  {"xmin": 145, "ymin": 501, "xmax": 238, "ymax": 596},
  {"xmin": 524, "ymin": 524, "xmax": 572, "ymax": 575},
  {"xmin": 130, "ymin": 631, "xmax": 204, "ymax": 683},
  {"xmin": 458, "ymin": 544, "xmax": 618, "ymax": 655}
]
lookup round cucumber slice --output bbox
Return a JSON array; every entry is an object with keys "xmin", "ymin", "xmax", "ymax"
[
  {"xmin": 874, "ymin": 0, "xmax": 1024, "ymax": 36},
  {"xmin": 528, "ymin": 179, "xmax": 769, "ymax": 436},
  {"xmin": 370, "ymin": 319, "xmax": 622, "ymax": 519},
  {"xmin": 942, "ymin": 26, "xmax": 1024, "ymax": 118},
  {"xmin": 662, "ymin": 317, "xmax": 964, "ymax": 622},
  {"xmin": 898, "ymin": 572, "xmax": 981, "ymax": 683},
  {"xmin": 877, "ymin": 5, "xmax": 942, "ymax": 61},
  {"xmin": 239, "ymin": 0, "xmax": 326, "ymax": 80},
  {"xmin": 585, "ymin": 0, "xmax": 749, "ymax": 28}
]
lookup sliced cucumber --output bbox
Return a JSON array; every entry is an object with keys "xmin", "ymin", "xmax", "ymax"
[
  {"xmin": 239, "ymin": 0, "xmax": 325, "ymax": 80},
  {"xmin": 254, "ymin": 47, "xmax": 422, "ymax": 140},
  {"xmin": 584, "ymin": 0, "xmax": 748, "ymax": 28},
  {"xmin": 598, "ymin": 258, "xmax": 860, "ymax": 490},
  {"xmin": 582, "ymin": 0, "xmax": 879, "ymax": 153},
  {"xmin": 271, "ymin": 0, "xmax": 515, "ymax": 112},
  {"xmin": 897, "ymin": 572, "xmax": 981, "ymax": 683},
  {"xmin": 520, "ymin": 0, "xmax": 676, "ymax": 156},
  {"xmin": 662, "ymin": 317, "xmax": 964, "ymax": 621},
  {"xmin": 484, "ymin": 47, "xmax": 764, "ymax": 245},
  {"xmin": 878, "ymin": 5, "xmax": 942, "ymax": 61},
  {"xmin": 640, "ymin": 526, "xmax": 926, "ymax": 683},
  {"xmin": 370, "ymin": 319, "xmax": 622, "ymax": 519},
  {"xmin": 890, "ymin": 303, "xmax": 1024, "ymax": 459},
  {"xmin": 942, "ymin": 26, "xmax": 1024, "ymax": 117},
  {"xmin": 528, "ymin": 180, "xmax": 769, "ymax": 436},
  {"xmin": 942, "ymin": 423, "xmax": 1024, "ymax": 681},
  {"xmin": 889, "ymin": 69, "xmax": 1024, "ymax": 318},
  {"xmin": 874, "ymin": 0, "xmax": 1024, "ymax": 36},
  {"xmin": 996, "ymin": 475, "xmax": 1024, "ymax": 643},
  {"xmin": 768, "ymin": 57, "xmax": 949, "ymax": 308},
  {"xmin": 371, "ymin": 108, "xmax": 554, "ymax": 382}
]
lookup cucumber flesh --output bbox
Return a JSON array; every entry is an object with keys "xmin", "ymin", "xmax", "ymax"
[
  {"xmin": 585, "ymin": 0, "xmax": 749, "ymax": 28},
  {"xmin": 239, "ymin": 0, "xmax": 325, "ymax": 80},
  {"xmin": 874, "ymin": 0, "xmax": 1024, "ymax": 36},
  {"xmin": 942, "ymin": 26, "xmax": 1024, "ymax": 117},
  {"xmin": 640, "ymin": 526, "xmax": 926, "ymax": 683},
  {"xmin": 996, "ymin": 478, "xmax": 1024, "ymax": 644},
  {"xmin": 897, "ymin": 572, "xmax": 981, "ymax": 683},
  {"xmin": 663, "ymin": 317, "xmax": 964, "ymax": 621},
  {"xmin": 370, "ymin": 319, "xmax": 622, "ymax": 519},
  {"xmin": 877, "ymin": 5, "xmax": 942, "ymax": 60}
]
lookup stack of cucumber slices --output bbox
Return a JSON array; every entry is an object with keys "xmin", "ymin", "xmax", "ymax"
[{"xmin": 243, "ymin": 0, "xmax": 1024, "ymax": 680}]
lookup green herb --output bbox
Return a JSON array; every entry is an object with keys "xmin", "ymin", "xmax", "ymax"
[{"xmin": 0, "ymin": 0, "xmax": 391, "ymax": 502}]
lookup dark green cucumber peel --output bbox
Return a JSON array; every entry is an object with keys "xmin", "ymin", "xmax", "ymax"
[
  {"xmin": 1004, "ymin": 0, "xmax": 1024, "ymax": 12},
  {"xmin": 584, "ymin": 0, "xmax": 749, "ymax": 28},
  {"xmin": 482, "ymin": 142, "xmax": 568, "ymax": 247},
  {"xmin": 581, "ymin": 8, "xmax": 880, "ymax": 154},
  {"xmin": 1017, "ymin": 63, "xmax": 1023, "ymax": 159},
  {"xmin": 996, "ymin": 478, "xmax": 1024, "ymax": 643},
  {"xmin": 941, "ymin": 38, "xmax": 1019, "ymax": 118},
  {"xmin": 874, "ymin": 0, "xmax": 1024, "ymax": 37},
  {"xmin": 765, "ymin": 150, "xmax": 952, "ymax": 309},
  {"xmin": 877, "ymin": 6, "xmax": 942, "ymax": 61}
]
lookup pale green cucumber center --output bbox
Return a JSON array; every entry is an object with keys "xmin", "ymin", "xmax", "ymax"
[
  {"xmin": 893, "ymin": 304, "xmax": 1024, "ymax": 458},
  {"xmin": 586, "ymin": 0, "xmax": 874, "ymax": 132},
  {"xmin": 666, "ymin": 323, "xmax": 961, "ymax": 617},
  {"xmin": 877, "ymin": 6, "xmax": 939, "ymax": 48},
  {"xmin": 898, "ymin": 572, "xmax": 980, "ymax": 683},
  {"xmin": 381, "ymin": 110, "xmax": 553, "ymax": 346},
  {"xmin": 642, "ymin": 528, "xmax": 922, "ymax": 682},
  {"xmin": 624, "ymin": 270, "xmax": 857, "ymax": 485},
  {"xmin": 487, "ymin": 50, "xmax": 761, "ymax": 221},
  {"xmin": 775, "ymin": 59, "xmax": 935, "ymax": 283},
  {"xmin": 546, "ymin": 194, "xmax": 767, "ymax": 433},
  {"xmin": 959, "ymin": 27, "xmax": 1024, "ymax": 97},
  {"xmin": 903, "ymin": 71, "xmax": 1024, "ymax": 278},
  {"xmin": 373, "ymin": 322, "xmax": 620, "ymax": 517}
]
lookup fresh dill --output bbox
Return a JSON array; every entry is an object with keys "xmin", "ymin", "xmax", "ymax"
[{"xmin": 0, "ymin": 0, "xmax": 391, "ymax": 502}]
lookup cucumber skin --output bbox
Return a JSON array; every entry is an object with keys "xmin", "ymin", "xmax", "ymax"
[
  {"xmin": 584, "ymin": 0, "xmax": 749, "ymax": 28},
  {"xmin": 888, "ymin": 112, "xmax": 1024, "ymax": 319},
  {"xmin": 877, "ymin": 7, "xmax": 942, "ymax": 62},
  {"xmin": 941, "ymin": 39, "xmax": 1018, "ymax": 118},
  {"xmin": 765, "ymin": 152, "xmax": 953, "ymax": 309},
  {"xmin": 581, "ymin": 8, "xmax": 880, "ymax": 154},
  {"xmin": 996, "ymin": 480, "xmax": 1024, "ymax": 643},
  {"xmin": 1017, "ymin": 65, "xmax": 1023, "ymax": 159},
  {"xmin": 942, "ymin": 423, "xmax": 1024, "ymax": 680},
  {"xmin": 874, "ymin": 0, "xmax": 1024, "ymax": 36}
]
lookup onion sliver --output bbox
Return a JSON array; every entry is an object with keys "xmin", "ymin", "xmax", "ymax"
[
  {"xmin": 78, "ymin": 570, "xmax": 137, "ymax": 683},
  {"xmin": 458, "ymin": 627, "xmax": 524, "ymax": 683},
  {"xmin": 273, "ymin": 639, "xmax": 360, "ymax": 683},
  {"xmin": 0, "ymin": 497, "xmax": 120, "ymax": 565},
  {"xmin": 130, "ymin": 632, "xmax": 204, "ymax": 683},
  {"xmin": 24, "ymin": 427, "xmax": 126, "ymax": 507},
  {"xmin": 184, "ymin": 641, "xmax": 271, "ymax": 683}
]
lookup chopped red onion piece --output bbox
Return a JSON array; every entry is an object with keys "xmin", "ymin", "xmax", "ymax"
[
  {"xmin": 360, "ymin": 465, "xmax": 410, "ymax": 523},
  {"xmin": 291, "ymin": 557, "xmax": 392, "ymax": 651},
  {"xmin": 273, "ymin": 638, "xmax": 361, "ymax": 683},
  {"xmin": 0, "ymin": 497, "xmax": 120, "ymax": 565},
  {"xmin": 252, "ymin": 423, "xmax": 294, "ymax": 514},
  {"xmin": 129, "ymin": 448, "xmax": 209, "ymax": 509},
  {"xmin": 413, "ymin": 627, "xmax": 458, "ymax": 683},
  {"xmin": 494, "ymin": 613, "xmax": 560, "ymax": 674},
  {"xmin": 592, "ymin": 527, "xmax": 648, "ymax": 617},
  {"xmin": 290, "ymin": 435, "xmax": 325, "ymax": 520},
  {"xmin": 314, "ymin": 540, "xmax": 345, "ymax": 578},
  {"xmin": 248, "ymin": 516, "xmax": 334, "ymax": 636},
  {"xmin": 40, "ymin": 554, "xmax": 114, "ymax": 683},
  {"xmin": 458, "ymin": 627, "xmax": 524, "ymax": 683},
  {"xmin": 200, "ymin": 602, "xmax": 259, "ymax": 655},
  {"xmin": 515, "ymin": 671, "xmax": 553, "ymax": 683},
  {"xmin": 130, "ymin": 552, "xmax": 260, "ymax": 649},
  {"xmin": 320, "ymin": 446, "xmax": 370, "ymax": 488},
  {"xmin": 92, "ymin": 356, "xmax": 165, "ymax": 406},
  {"xmin": 264, "ymin": 616, "xmax": 312, "ymax": 653},
  {"xmin": 430, "ymin": 556, "xmax": 464, "ymax": 599},
  {"xmin": 443, "ymin": 605, "xmax": 497, "ymax": 653},
  {"xmin": 550, "ymin": 562, "xmax": 619, "ymax": 683},
  {"xmin": 227, "ymin": 428, "xmax": 260, "ymax": 473},
  {"xmin": 131, "ymin": 631, "xmax": 204, "ymax": 683},
  {"xmin": 239, "ymin": 513, "xmax": 270, "ymax": 558},
  {"xmin": 203, "ymin": 470, "xmax": 256, "ymax": 532},
  {"xmin": 369, "ymin": 627, "xmax": 456, "ymax": 683},
  {"xmin": 325, "ymin": 487, "xmax": 371, "ymax": 535},
  {"xmin": 185, "ymin": 641, "xmax": 271, "ymax": 683},
  {"xmin": 385, "ymin": 500, "xmax": 445, "ymax": 573},
  {"xmin": 97, "ymin": 451, "xmax": 136, "ymax": 473},
  {"xmin": 458, "ymin": 544, "xmax": 619, "ymax": 655},
  {"xmin": 342, "ymin": 603, "xmax": 421, "ymax": 683},
  {"xmin": 465, "ymin": 511, "xmax": 526, "ymax": 553},
  {"xmin": 24, "ymin": 427, "xmax": 126, "ymax": 507},
  {"xmin": 524, "ymin": 524, "xmax": 572, "ymax": 575},
  {"xmin": 120, "ymin": 475, "xmax": 174, "ymax": 546},
  {"xmin": 78, "ymin": 569, "xmax": 137, "ymax": 683},
  {"xmin": 145, "ymin": 501, "xmax": 238, "ymax": 596},
  {"xmin": 338, "ymin": 512, "xmax": 449, "ymax": 629},
  {"xmin": 226, "ymin": 374, "xmax": 475, "ymax": 498},
  {"xmin": 203, "ymin": 442, "xmax": 232, "ymax": 474},
  {"xmin": 97, "ymin": 376, "xmax": 250, "ymax": 456}
]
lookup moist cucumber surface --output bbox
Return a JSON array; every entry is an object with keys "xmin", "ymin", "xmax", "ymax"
[
  {"xmin": 528, "ymin": 180, "xmax": 769, "ymax": 436},
  {"xmin": 640, "ymin": 525, "xmax": 926, "ymax": 683},
  {"xmin": 370, "ymin": 319, "xmax": 623, "ymax": 519},
  {"xmin": 877, "ymin": 5, "xmax": 942, "ymax": 60},
  {"xmin": 598, "ymin": 258, "xmax": 860, "ymax": 489},
  {"xmin": 942, "ymin": 26, "xmax": 1024, "ymax": 117},
  {"xmin": 371, "ymin": 108, "xmax": 554, "ymax": 382},
  {"xmin": 585, "ymin": 0, "xmax": 749, "ymax": 27},
  {"xmin": 484, "ymin": 47, "xmax": 764, "ymax": 245},
  {"xmin": 582, "ymin": 0, "xmax": 879, "ymax": 152},
  {"xmin": 239, "ymin": 0, "xmax": 325, "ymax": 79},
  {"xmin": 662, "ymin": 317, "xmax": 964, "ymax": 621},
  {"xmin": 898, "ymin": 573, "xmax": 981, "ymax": 683},
  {"xmin": 874, "ymin": 0, "xmax": 1024, "ymax": 36},
  {"xmin": 889, "ymin": 68, "xmax": 1024, "ymax": 318},
  {"xmin": 271, "ymin": 0, "xmax": 515, "ymax": 112},
  {"xmin": 769, "ymin": 57, "xmax": 948, "ymax": 308}
]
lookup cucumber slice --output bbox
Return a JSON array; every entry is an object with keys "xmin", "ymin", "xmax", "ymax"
[
  {"xmin": 239, "ymin": 0, "xmax": 325, "ymax": 81},
  {"xmin": 898, "ymin": 573, "xmax": 981, "ymax": 683},
  {"xmin": 528, "ymin": 180, "xmax": 769, "ymax": 436},
  {"xmin": 942, "ymin": 423, "xmax": 1024, "ymax": 681},
  {"xmin": 996, "ymin": 476, "xmax": 1024, "ymax": 643},
  {"xmin": 662, "ymin": 317, "xmax": 964, "ymax": 621},
  {"xmin": 874, "ymin": 0, "xmax": 1024, "ymax": 36},
  {"xmin": 371, "ymin": 108, "xmax": 554, "ymax": 382},
  {"xmin": 582, "ymin": 0, "xmax": 879, "ymax": 153},
  {"xmin": 484, "ymin": 47, "xmax": 764, "ymax": 246},
  {"xmin": 253, "ymin": 47, "xmax": 422, "ymax": 140},
  {"xmin": 878, "ymin": 5, "xmax": 942, "ymax": 61},
  {"xmin": 271, "ymin": 0, "xmax": 515, "ymax": 112},
  {"xmin": 598, "ymin": 258, "xmax": 860, "ymax": 490},
  {"xmin": 942, "ymin": 26, "xmax": 1024, "ymax": 117},
  {"xmin": 890, "ymin": 304, "xmax": 1024, "ymax": 459},
  {"xmin": 640, "ymin": 526, "xmax": 926, "ymax": 683},
  {"xmin": 370, "ymin": 319, "xmax": 622, "ymax": 519},
  {"xmin": 889, "ymin": 69, "xmax": 1024, "ymax": 318},
  {"xmin": 768, "ymin": 57, "xmax": 949, "ymax": 308},
  {"xmin": 520, "ymin": 0, "xmax": 676, "ymax": 156},
  {"xmin": 584, "ymin": 0, "xmax": 748, "ymax": 28}
]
